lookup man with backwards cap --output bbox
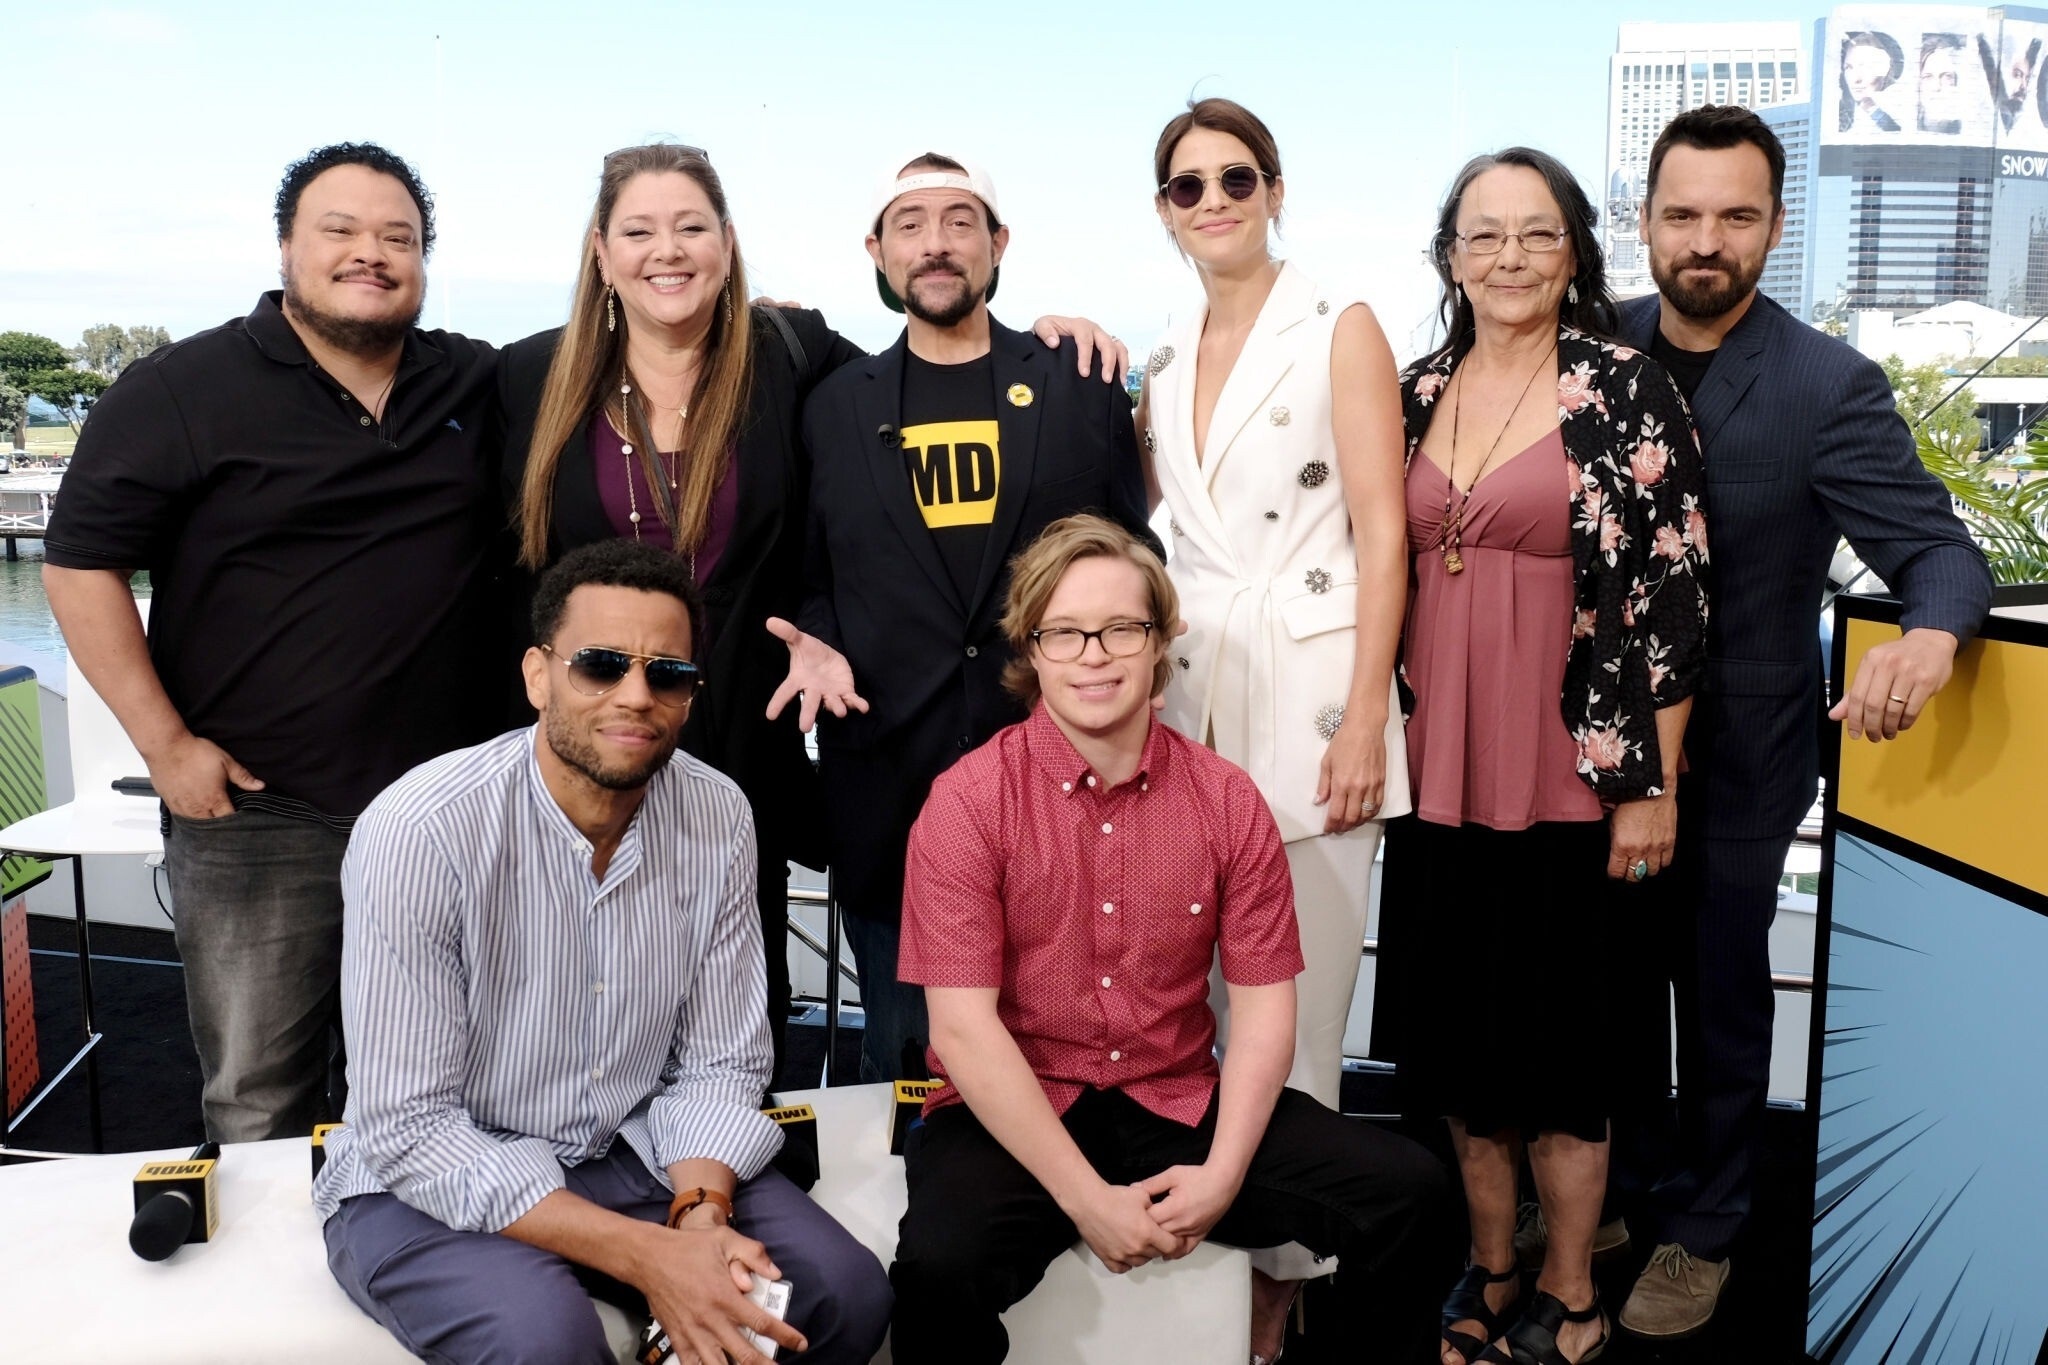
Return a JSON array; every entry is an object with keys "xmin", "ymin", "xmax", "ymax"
[{"xmin": 768, "ymin": 153, "xmax": 1157, "ymax": 1084}]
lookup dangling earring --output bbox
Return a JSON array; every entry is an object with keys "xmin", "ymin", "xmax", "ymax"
[
  {"xmin": 724, "ymin": 284, "xmax": 734, "ymax": 326},
  {"xmin": 1567, "ymin": 281, "xmax": 1580, "ymax": 305},
  {"xmin": 606, "ymin": 285, "xmax": 616, "ymax": 334}
]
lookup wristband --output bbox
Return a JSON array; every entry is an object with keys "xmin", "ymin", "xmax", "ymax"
[{"xmin": 666, "ymin": 1187, "xmax": 734, "ymax": 1228}]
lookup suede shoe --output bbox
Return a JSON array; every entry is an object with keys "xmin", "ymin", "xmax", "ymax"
[
  {"xmin": 1619, "ymin": 1243, "xmax": 1731, "ymax": 1339},
  {"xmin": 1512, "ymin": 1201, "xmax": 1632, "ymax": 1272}
]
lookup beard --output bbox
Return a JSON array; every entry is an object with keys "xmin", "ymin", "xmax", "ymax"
[
  {"xmin": 1651, "ymin": 249, "xmax": 1766, "ymax": 321},
  {"xmin": 901, "ymin": 264, "xmax": 981, "ymax": 327},
  {"xmin": 282, "ymin": 270, "xmax": 424, "ymax": 357},
  {"xmin": 543, "ymin": 705, "xmax": 678, "ymax": 793}
]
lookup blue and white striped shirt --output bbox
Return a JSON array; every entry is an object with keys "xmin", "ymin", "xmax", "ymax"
[{"xmin": 312, "ymin": 727, "xmax": 781, "ymax": 1232}]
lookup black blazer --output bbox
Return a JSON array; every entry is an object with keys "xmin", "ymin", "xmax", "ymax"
[
  {"xmin": 797, "ymin": 318, "xmax": 1152, "ymax": 919},
  {"xmin": 498, "ymin": 307, "xmax": 865, "ymax": 869},
  {"xmin": 1619, "ymin": 292, "xmax": 1992, "ymax": 838}
]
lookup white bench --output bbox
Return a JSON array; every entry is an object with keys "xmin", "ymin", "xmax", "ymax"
[{"xmin": 0, "ymin": 1083, "xmax": 1248, "ymax": 1364}]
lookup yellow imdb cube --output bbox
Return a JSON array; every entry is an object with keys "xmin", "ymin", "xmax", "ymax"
[{"xmin": 133, "ymin": 1156, "xmax": 220, "ymax": 1245}]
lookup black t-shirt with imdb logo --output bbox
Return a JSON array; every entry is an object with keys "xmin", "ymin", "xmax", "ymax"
[{"xmin": 900, "ymin": 353, "xmax": 999, "ymax": 601}]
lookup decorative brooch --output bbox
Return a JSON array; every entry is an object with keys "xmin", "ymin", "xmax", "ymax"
[
  {"xmin": 1316, "ymin": 300, "xmax": 1330, "ymax": 315},
  {"xmin": 1143, "ymin": 428, "xmax": 1157, "ymax": 453},
  {"xmin": 1263, "ymin": 510, "xmax": 1279, "ymax": 521},
  {"xmin": 1297, "ymin": 460, "xmax": 1329, "ymax": 489},
  {"xmin": 1148, "ymin": 345, "xmax": 1176, "ymax": 376},
  {"xmin": 1314, "ymin": 703, "xmax": 1345, "ymax": 741},
  {"xmin": 1269, "ymin": 406, "xmax": 1291, "ymax": 426},
  {"xmin": 1177, "ymin": 656, "xmax": 1191, "ymax": 671},
  {"xmin": 1170, "ymin": 519, "xmax": 1184, "ymax": 537},
  {"xmin": 1305, "ymin": 567, "xmax": 1333, "ymax": 594}
]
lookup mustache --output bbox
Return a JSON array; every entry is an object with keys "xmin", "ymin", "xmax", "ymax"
[
  {"xmin": 333, "ymin": 268, "xmax": 398, "ymax": 288},
  {"xmin": 910, "ymin": 261, "xmax": 965, "ymax": 281},
  {"xmin": 1673, "ymin": 256, "xmax": 1733, "ymax": 272}
]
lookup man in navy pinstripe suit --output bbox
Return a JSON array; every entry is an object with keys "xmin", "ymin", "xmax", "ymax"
[{"xmin": 1612, "ymin": 106, "xmax": 1992, "ymax": 1341}]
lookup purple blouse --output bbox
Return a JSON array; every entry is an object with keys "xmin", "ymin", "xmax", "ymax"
[{"xmin": 587, "ymin": 415, "xmax": 740, "ymax": 583}]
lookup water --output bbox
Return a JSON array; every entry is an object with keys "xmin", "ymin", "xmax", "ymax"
[{"xmin": 0, "ymin": 547, "xmax": 149, "ymax": 653}]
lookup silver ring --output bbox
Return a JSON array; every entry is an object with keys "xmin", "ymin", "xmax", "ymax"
[
  {"xmin": 1362, "ymin": 802, "xmax": 1379, "ymax": 814},
  {"xmin": 1631, "ymin": 859, "xmax": 1650, "ymax": 881},
  {"xmin": 1887, "ymin": 694, "xmax": 1908, "ymax": 705}
]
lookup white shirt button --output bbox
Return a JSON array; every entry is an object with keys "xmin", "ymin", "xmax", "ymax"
[
  {"xmin": 593, "ymin": 981, "xmax": 605, "ymax": 994},
  {"xmin": 1141, "ymin": 782, "xmax": 1149, "ymax": 792},
  {"xmin": 1102, "ymin": 902, "xmax": 1114, "ymax": 913},
  {"xmin": 1110, "ymin": 1050, "xmax": 1122, "ymax": 1062},
  {"xmin": 1101, "ymin": 976, "xmax": 1113, "ymax": 988},
  {"xmin": 1085, "ymin": 775, "xmax": 1097, "ymax": 787},
  {"xmin": 1061, "ymin": 781, "xmax": 1072, "ymax": 792},
  {"xmin": 591, "ymin": 1066, "xmax": 603, "ymax": 1080},
  {"xmin": 1101, "ymin": 822, "xmax": 1113, "ymax": 834},
  {"xmin": 1190, "ymin": 903, "xmax": 1202, "ymax": 914}
]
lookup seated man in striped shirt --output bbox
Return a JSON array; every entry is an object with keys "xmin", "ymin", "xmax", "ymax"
[
  {"xmin": 888, "ymin": 515, "xmax": 1446, "ymax": 1365},
  {"xmin": 313, "ymin": 540, "xmax": 890, "ymax": 1365}
]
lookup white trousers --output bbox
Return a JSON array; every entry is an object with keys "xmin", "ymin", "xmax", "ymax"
[{"xmin": 1211, "ymin": 824, "xmax": 1380, "ymax": 1111}]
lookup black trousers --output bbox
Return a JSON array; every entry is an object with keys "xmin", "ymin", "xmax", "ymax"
[
  {"xmin": 889, "ymin": 1086, "xmax": 1448, "ymax": 1365},
  {"xmin": 1612, "ymin": 775, "xmax": 1792, "ymax": 1260}
]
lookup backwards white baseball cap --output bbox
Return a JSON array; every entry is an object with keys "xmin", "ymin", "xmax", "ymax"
[{"xmin": 869, "ymin": 155, "xmax": 1002, "ymax": 313}]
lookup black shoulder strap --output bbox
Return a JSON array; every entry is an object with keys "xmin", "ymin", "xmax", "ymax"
[{"xmin": 755, "ymin": 304, "xmax": 810, "ymax": 384}]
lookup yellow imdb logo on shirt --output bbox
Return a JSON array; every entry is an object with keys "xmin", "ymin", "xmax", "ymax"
[{"xmin": 901, "ymin": 420, "xmax": 1001, "ymax": 528}]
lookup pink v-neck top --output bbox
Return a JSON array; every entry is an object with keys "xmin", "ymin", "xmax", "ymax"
[{"xmin": 1401, "ymin": 428, "xmax": 1604, "ymax": 830}]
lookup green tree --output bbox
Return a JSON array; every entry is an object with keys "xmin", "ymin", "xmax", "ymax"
[
  {"xmin": 17, "ymin": 368, "xmax": 110, "ymax": 432},
  {"xmin": 0, "ymin": 377, "xmax": 26, "ymax": 451},
  {"xmin": 0, "ymin": 331, "xmax": 71, "ymax": 377},
  {"xmin": 1883, "ymin": 355, "xmax": 2048, "ymax": 583},
  {"xmin": 73, "ymin": 323, "xmax": 171, "ymax": 379},
  {"xmin": 0, "ymin": 332, "xmax": 73, "ymax": 446}
]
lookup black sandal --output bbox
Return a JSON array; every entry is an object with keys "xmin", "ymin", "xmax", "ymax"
[
  {"xmin": 1441, "ymin": 1262, "xmax": 1520, "ymax": 1365},
  {"xmin": 1477, "ymin": 1289, "xmax": 1609, "ymax": 1365}
]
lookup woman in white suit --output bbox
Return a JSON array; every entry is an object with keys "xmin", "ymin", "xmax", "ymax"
[{"xmin": 1139, "ymin": 98, "xmax": 1410, "ymax": 1113}]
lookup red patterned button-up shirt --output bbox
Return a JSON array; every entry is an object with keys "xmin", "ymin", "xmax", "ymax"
[{"xmin": 900, "ymin": 705, "xmax": 1303, "ymax": 1125}]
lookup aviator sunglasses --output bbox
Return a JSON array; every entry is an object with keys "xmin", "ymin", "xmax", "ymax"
[
  {"xmin": 1160, "ymin": 164, "xmax": 1272, "ymax": 210},
  {"xmin": 543, "ymin": 645, "xmax": 702, "ymax": 706}
]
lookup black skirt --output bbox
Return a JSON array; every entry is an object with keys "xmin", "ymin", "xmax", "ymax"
[{"xmin": 1372, "ymin": 814, "xmax": 1664, "ymax": 1142}]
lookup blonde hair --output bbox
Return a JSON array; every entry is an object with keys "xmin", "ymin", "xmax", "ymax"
[
  {"xmin": 518, "ymin": 144, "xmax": 754, "ymax": 569},
  {"xmin": 1000, "ymin": 515, "xmax": 1178, "ymax": 708}
]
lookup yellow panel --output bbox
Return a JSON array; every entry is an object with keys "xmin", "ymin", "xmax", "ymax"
[{"xmin": 1837, "ymin": 617, "xmax": 2048, "ymax": 898}]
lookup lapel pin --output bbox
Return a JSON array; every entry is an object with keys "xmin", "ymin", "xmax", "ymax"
[
  {"xmin": 1007, "ymin": 383, "xmax": 1034, "ymax": 407},
  {"xmin": 1148, "ymin": 345, "xmax": 1176, "ymax": 376},
  {"xmin": 1269, "ymin": 406, "xmax": 1291, "ymax": 426},
  {"xmin": 1297, "ymin": 460, "xmax": 1329, "ymax": 488},
  {"xmin": 1316, "ymin": 300, "xmax": 1330, "ymax": 315}
]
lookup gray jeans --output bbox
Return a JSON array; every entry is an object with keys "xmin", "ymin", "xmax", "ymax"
[{"xmin": 164, "ymin": 808, "xmax": 350, "ymax": 1142}]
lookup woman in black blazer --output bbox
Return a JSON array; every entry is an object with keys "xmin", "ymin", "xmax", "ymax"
[{"xmin": 501, "ymin": 143, "xmax": 1120, "ymax": 1074}]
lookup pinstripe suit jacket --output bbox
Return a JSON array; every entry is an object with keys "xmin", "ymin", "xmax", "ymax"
[{"xmin": 1619, "ymin": 292, "xmax": 1992, "ymax": 839}]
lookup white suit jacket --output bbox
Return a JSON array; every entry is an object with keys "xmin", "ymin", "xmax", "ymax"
[{"xmin": 1148, "ymin": 262, "xmax": 1411, "ymax": 843}]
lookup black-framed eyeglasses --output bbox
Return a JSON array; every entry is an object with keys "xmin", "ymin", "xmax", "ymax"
[
  {"xmin": 543, "ymin": 645, "xmax": 702, "ymax": 705},
  {"xmin": 1029, "ymin": 622, "xmax": 1156, "ymax": 662},
  {"xmin": 1456, "ymin": 227, "xmax": 1570, "ymax": 255},
  {"xmin": 1160, "ymin": 164, "xmax": 1270, "ymax": 210}
]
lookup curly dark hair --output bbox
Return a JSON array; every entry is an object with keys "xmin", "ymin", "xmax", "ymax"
[
  {"xmin": 530, "ymin": 539, "xmax": 704, "ymax": 657},
  {"xmin": 274, "ymin": 143, "xmax": 436, "ymax": 256}
]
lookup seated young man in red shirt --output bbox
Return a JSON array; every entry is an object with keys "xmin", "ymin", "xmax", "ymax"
[{"xmin": 890, "ymin": 513, "xmax": 1447, "ymax": 1365}]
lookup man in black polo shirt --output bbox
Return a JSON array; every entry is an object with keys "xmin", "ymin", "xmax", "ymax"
[{"xmin": 43, "ymin": 143, "xmax": 502, "ymax": 1143}]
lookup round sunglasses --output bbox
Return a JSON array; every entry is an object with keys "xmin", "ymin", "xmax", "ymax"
[
  {"xmin": 543, "ymin": 644, "xmax": 702, "ymax": 706},
  {"xmin": 1160, "ymin": 164, "xmax": 1272, "ymax": 210}
]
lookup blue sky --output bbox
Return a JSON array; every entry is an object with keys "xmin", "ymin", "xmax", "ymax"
[{"xmin": 1, "ymin": 1, "xmax": 1817, "ymax": 365}]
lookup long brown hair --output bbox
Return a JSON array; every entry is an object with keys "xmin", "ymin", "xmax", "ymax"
[{"xmin": 518, "ymin": 144, "xmax": 755, "ymax": 569}]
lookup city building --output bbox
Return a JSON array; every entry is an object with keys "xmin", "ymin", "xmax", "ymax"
[
  {"xmin": 1604, "ymin": 21, "xmax": 1809, "ymax": 295},
  {"xmin": 1766, "ymin": 4, "xmax": 2048, "ymax": 323}
]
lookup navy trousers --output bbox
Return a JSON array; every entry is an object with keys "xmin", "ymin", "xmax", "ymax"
[{"xmin": 1616, "ymin": 775, "xmax": 1794, "ymax": 1260}]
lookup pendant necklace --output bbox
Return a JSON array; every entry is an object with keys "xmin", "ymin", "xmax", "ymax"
[
  {"xmin": 616, "ymin": 379, "xmax": 699, "ymax": 582},
  {"xmin": 1439, "ymin": 342, "xmax": 1557, "ymax": 575}
]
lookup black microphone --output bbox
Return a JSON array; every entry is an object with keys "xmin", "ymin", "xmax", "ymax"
[
  {"xmin": 129, "ymin": 1141, "xmax": 221, "ymax": 1261},
  {"xmin": 877, "ymin": 423, "xmax": 900, "ymax": 447}
]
